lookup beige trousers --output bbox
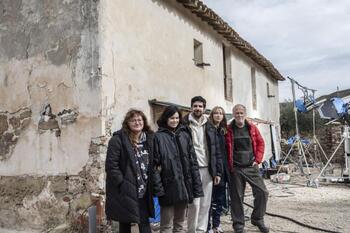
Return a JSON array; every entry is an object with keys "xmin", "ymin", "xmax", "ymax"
[{"xmin": 187, "ymin": 167, "xmax": 213, "ymax": 233}]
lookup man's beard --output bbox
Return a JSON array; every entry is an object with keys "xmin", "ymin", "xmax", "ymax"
[{"xmin": 193, "ymin": 111, "xmax": 203, "ymax": 118}]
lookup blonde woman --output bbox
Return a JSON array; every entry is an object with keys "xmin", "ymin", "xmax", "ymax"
[{"xmin": 208, "ymin": 106, "xmax": 229, "ymax": 233}]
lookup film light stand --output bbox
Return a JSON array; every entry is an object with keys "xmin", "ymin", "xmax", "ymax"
[
  {"xmin": 276, "ymin": 77, "xmax": 312, "ymax": 183},
  {"xmin": 304, "ymin": 90, "xmax": 331, "ymax": 170}
]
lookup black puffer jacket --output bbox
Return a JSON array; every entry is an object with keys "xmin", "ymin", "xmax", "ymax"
[
  {"xmin": 217, "ymin": 127, "xmax": 230, "ymax": 185},
  {"xmin": 153, "ymin": 125, "xmax": 204, "ymax": 206},
  {"xmin": 183, "ymin": 114, "xmax": 223, "ymax": 178},
  {"xmin": 105, "ymin": 130, "xmax": 154, "ymax": 223}
]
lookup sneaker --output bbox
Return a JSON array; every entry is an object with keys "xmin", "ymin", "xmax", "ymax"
[
  {"xmin": 150, "ymin": 222, "xmax": 160, "ymax": 231},
  {"xmin": 251, "ymin": 220, "xmax": 269, "ymax": 233},
  {"xmin": 214, "ymin": 227, "xmax": 224, "ymax": 233}
]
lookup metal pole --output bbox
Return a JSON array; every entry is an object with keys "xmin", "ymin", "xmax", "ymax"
[
  {"xmin": 344, "ymin": 125, "xmax": 350, "ymax": 173},
  {"xmin": 315, "ymin": 137, "xmax": 330, "ymax": 161},
  {"xmin": 290, "ymin": 79, "xmax": 300, "ymax": 137},
  {"xmin": 311, "ymin": 90, "xmax": 320, "ymax": 167},
  {"xmin": 312, "ymin": 92, "xmax": 316, "ymax": 138},
  {"xmin": 290, "ymin": 79, "xmax": 307, "ymax": 175},
  {"xmin": 313, "ymin": 109, "xmax": 316, "ymax": 140},
  {"xmin": 88, "ymin": 206, "xmax": 97, "ymax": 233},
  {"xmin": 300, "ymin": 139, "xmax": 311, "ymax": 176},
  {"xmin": 277, "ymin": 141, "xmax": 297, "ymax": 174}
]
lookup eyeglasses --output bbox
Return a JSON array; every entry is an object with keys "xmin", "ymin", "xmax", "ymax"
[{"xmin": 128, "ymin": 119, "xmax": 143, "ymax": 124}]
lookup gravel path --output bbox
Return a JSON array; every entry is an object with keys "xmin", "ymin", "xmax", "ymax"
[{"xmin": 219, "ymin": 174, "xmax": 350, "ymax": 233}]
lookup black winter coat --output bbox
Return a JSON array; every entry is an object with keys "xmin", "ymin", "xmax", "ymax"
[
  {"xmin": 153, "ymin": 125, "xmax": 204, "ymax": 206},
  {"xmin": 183, "ymin": 114, "xmax": 223, "ymax": 178},
  {"xmin": 217, "ymin": 127, "xmax": 230, "ymax": 186},
  {"xmin": 105, "ymin": 130, "xmax": 154, "ymax": 223}
]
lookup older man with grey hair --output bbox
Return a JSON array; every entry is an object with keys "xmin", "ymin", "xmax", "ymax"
[{"xmin": 225, "ymin": 104, "xmax": 269, "ymax": 233}]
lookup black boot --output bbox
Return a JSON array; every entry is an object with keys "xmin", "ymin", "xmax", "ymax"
[
  {"xmin": 251, "ymin": 220, "xmax": 269, "ymax": 233},
  {"xmin": 234, "ymin": 229, "xmax": 246, "ymax": 233},
  {"xmin": 233, "ymin": 224, "xmax": 246, "ymax": 233}
]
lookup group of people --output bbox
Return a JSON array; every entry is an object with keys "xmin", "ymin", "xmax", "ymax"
[{"xmin": 105, "ymin": 96, "xmax": 269, "ymax": 233}]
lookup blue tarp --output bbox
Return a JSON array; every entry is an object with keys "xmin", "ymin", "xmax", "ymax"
[
  {"xmin": 295, "ymin": 99, "xmax": 307, "ymax": 113},
  {"xmin": 295, "ymin": 96, "xmax": 316, "ymax": 113},
  {"xmin": 331, "ymin": 97, "xmax": 348, "ymax": 117},
  {"xmin": 287, "ymin": 136, "xmax": 310, "ymax": 145},
  {"xmin": 149, "ymin": 197, "xmax": 161, "ymax": 223}
]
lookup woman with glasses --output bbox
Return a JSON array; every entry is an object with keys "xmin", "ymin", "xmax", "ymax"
[{"xmin": 105, "ymin": 109, "xmax": 155, "ymax": 233}]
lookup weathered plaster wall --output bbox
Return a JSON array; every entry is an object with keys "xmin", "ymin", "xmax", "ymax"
[
  {"xmin": 230, "ymin": 46, "xmax": 280, "ymax": 122},
  {"xmin": 99, "ymin": 0, "xmax": 227, "ymax": 129},
  {"xmin": 99, "ymin": 0, "xmax": 280, "ymax": 159},
  {"xmin": 0, "ymin": 0, "xmax": 101, "ymax": 174},
  {"xmin": 230, "ymin": 47, "xmax": 280, "ymax": 159},
  {"xmin": 0, "ymin": 0, "xmax": 105, "ymax": 231},
  {"xmin": 0, "ymin": 108, "xmax": 31, "ymax": 160}
]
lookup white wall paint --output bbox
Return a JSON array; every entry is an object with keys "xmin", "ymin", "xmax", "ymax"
[{"xmin": 100, "ymin": 0, "xmax": 281, "ymax": 160}]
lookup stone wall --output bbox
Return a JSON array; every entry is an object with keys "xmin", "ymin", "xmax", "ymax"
[
  {"xmin": 0, "ymin": 136, "xmax": 107, "ymax": 232},
  {"xmin": 280, "ymin": 125, "xmax": 345, "ymax": 165},
  {"xmin": 318, "ymin": 125, "xmax": 345, "ymax": 163}
]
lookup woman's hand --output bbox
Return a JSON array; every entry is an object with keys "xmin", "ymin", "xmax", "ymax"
[{"xmin": 213, "ymin": 176, "xmax": 221, "ymax": 185}]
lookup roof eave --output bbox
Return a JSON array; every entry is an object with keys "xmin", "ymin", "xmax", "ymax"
[{"xmin": 176, "ymin": 0, "xmax": 285, "ymax": 81}]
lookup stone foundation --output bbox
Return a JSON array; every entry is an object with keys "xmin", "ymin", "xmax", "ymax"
[{"xmin": 0, "ymin": 136, "xmax": 107, "ymax": 232}]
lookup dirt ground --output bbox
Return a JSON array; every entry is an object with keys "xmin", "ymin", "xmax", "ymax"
[
  {"xmin": 218, "ymin": 171, "xmax": 350, "ymax": 233},
  {"xmin": 1, "ymin": 170, "xmax": 349, "ymax": 233},
  {"xmin": 143, "ymin": 169, "xmax": 350, "ymax": 233}
]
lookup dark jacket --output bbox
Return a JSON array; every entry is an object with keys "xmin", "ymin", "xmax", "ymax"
[
  {"xmin": 217, "ymin": 127, "xmax": 230, "ymax": 185},
  {"xmin": 105, "ymin": 130, "xmax": 155, "ymax": 223},
  {"xmin": 225, "ymin": 120, "xmax": 265, "ymax": 171},
  {"xmin": 183, "ymin": 114, "xmax": 223, "ymax": 178},
  {"xmin": 153, "ymin": 125, "xmax": 204, "ymax": 206}
]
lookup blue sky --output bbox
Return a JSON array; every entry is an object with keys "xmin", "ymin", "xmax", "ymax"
[{"xmin": 203, "ymin": 0, "xmax": 350, "ymax": 102}]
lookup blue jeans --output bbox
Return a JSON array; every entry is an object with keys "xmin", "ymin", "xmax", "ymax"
[{"xmin": 208, "ymin": 183, "xmax": 227, "ymax": 229}]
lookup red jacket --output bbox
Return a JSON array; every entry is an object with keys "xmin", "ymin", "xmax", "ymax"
[{"xmin": 225, "ymin": 120, "xmax": 265, "ymax": 171}]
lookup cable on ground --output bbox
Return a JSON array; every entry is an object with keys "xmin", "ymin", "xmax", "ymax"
[{"xmin": 243, "ymin": 202, "xmax": 342, "ymax": 233}]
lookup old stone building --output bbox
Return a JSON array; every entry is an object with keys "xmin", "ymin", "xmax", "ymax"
[{"xmin": 0, "ymin": 0, "xmax": 284, "ymax": 231}]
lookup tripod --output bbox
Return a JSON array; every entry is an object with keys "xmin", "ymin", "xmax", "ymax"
[
  {"xmin": 305, "ymin": 92, "xmax": 331, "ymax": 170},
  {"xmin": 276, "ymin": 78, "xmax": 312, "ymax": 182},
  {"xmin": 277, "ymin": 136, "xmax": 312, "ymax": 178}
]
